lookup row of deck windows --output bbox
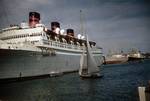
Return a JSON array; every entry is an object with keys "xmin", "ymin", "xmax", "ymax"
[{"xmin": 0, "ymin": 33, "xmax": 42, "ymax": 40}]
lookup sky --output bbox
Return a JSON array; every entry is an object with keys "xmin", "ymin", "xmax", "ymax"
[{"xmin": 0, "ymin": 0, "xmax": 150, "ymax": 54}]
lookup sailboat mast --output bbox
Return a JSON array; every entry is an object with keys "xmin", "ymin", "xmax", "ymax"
[
  {"xmin": 80, "ymin": 10, "xmax": 84, "ymax": 36},
  {"xmin": 86, "ymin": 36, "xmax": 89, "ymax": 73},
  {"xmin": 80, "ymin": 10, "xmax": 88, "ymax": 71}
]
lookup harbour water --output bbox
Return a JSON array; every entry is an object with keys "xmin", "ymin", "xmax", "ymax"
[{"xmin": 0, "ymin": 59, "xmax": 150, "ymax": 101}]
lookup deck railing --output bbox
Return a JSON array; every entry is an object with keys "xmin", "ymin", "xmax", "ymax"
[
  {"xmin": 35, "ymin": 39, "xmax": 102, "ymax": 53},
  {"xmin": 40, "ymin": 40, "xmax": 84, "ymax": 51}
]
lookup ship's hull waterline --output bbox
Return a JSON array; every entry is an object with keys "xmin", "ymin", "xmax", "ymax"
[{"xmin": 0, "ymin": 48, "xmax": 103, "ymax": 80}]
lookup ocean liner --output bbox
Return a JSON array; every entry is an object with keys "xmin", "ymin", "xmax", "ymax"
[{"xmin": 0, "ymin": 12, "xmax": 103, "ymax": 79}]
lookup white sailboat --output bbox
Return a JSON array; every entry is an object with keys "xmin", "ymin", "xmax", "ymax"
[{"xmin": 79, "ymin": 36, "xmax": 103, "ymax": 78}]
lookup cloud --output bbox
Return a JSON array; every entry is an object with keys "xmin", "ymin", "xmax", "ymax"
[{"xmin": 0, "ymin": 0, "xmax": 150, "ymax": 53}]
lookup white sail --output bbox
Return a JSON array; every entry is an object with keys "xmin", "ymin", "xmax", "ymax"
[
  {"xmin": 86, "ymin": 36, "xmax": 100, "ymax": 74},
  {"xmin": 79, "ymin": 48, "xmax": 87, "ymax": 75},
  {"xmin": 79, "ymin": 35, "xmax": 100, "ymax": 77},
  {"xmin": 79, "ymin": 50, "xmax": 84, "ymax": 75}
]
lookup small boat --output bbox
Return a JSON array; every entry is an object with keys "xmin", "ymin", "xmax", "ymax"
[
  {"xmin": 128, "ymin": 49, "xmax": 145, "ymax": 61},
  {"xmin": 79, "ymin": 35, "xmax": 103, "ymax": 78},
  {"xmin": 104, "ymin": 54, "xmax": 128, "ymax": 64}
]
